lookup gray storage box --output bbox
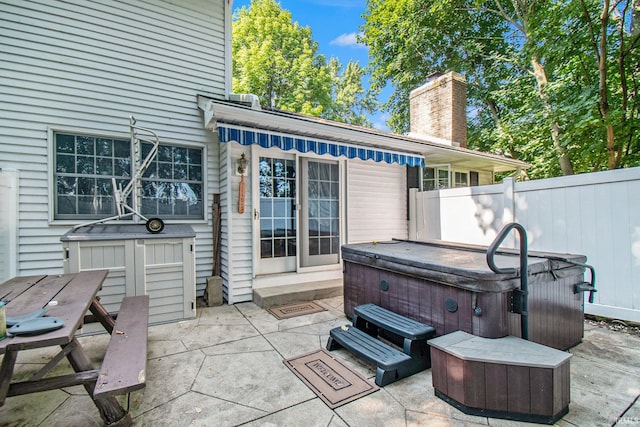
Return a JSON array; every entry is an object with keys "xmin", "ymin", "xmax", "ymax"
[{"xmin": 61, "ymin": 224, "xmax": 196, "ymax": 324}]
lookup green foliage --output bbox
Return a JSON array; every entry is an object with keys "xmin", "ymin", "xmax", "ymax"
[
  {"xmin": 323, "ymin": 58, "xmax": 379, "ymax": 126},
  {"xmin": 361, "ymin": 0, "xmax": 640, "ymax": 178},
  {"xmin": 232, "ymin": 0, "xmax": 378, "ymax": 125},
  {"xmin": 233, "ymin": 0, "xmax": 331, "ymax": 115}
]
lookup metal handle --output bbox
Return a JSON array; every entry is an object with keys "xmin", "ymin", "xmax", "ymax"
[
  {"xmin": 487, "ymin": 222, "xmax": 529, "ymax": 340},
  {"xmin": 487, "ymin": 222, "xmax": 528, "ymax": 275},
  {"xmin": 549, "ymin": 257, "xmax": 597, "ymax": 303}
]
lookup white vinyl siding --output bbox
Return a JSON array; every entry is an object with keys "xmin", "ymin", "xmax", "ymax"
[
  {"xmin": 0, "ymin": 0, "xmax": 226, "ymax": 296},
  {"xmin": 224, "ymin": 143, "xmax": 254, "ymax": 303},
  {"xmin": 466, "ymin": 169, "xmax": 493, "ymax": 186},
  {"xmin": 347, "ymin": 160, "xmax": 408, "ymax": 243},
  {"xmin": 218, "ymin": 142, "xmax": 231, "ymax": 301}
]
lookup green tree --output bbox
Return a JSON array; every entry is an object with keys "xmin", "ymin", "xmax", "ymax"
[
  {"xmin": 324, "ymin": 58, "xmax": 379, "ymax": 126},
  {"xmin": 361, "ymin": 0, "xmax": 640, "ymax": 178},
  {"xmin": 232, "ymin": 0, "xmax": 332, "ymax": 115},
  {"xmin": 232, "ymin": 0, "xmax": 378, "ymax": 124}
]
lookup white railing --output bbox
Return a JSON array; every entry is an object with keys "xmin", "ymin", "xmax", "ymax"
[{"xmin": 409, "ymin": 167, "xmax": 640, "ymax": 322}]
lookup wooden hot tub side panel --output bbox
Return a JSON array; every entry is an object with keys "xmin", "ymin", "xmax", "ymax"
[
  {"xmin": 344, "ymin": 262, "xmax": 362, "ymax": 317},
  {"xmin": 343, "ymin": 257, "xmax": 586, "ymax": 348},
  {"xmin": 430, "ymin": 346, "xmax": 571, "ymax": 420},
  {"xmin": 507, "ymin": 268, "xmax": 585, "ymax": 350},
  {"xmin": 473, "ymin": 292, "xmax": 510, "ymax": 338},
  {"xmin": 380, "ymin": 271, "xmax": 405, "ymax": 316},
  {"xmin": 343, "ymin": 262, "xmax": 510, "ymax": 338},
  {"xmin": 445, "ymin": 283, "xmax": 475, "ymax": 334}
]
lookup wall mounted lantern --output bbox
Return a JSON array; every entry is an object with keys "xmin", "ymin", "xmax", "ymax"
[
  {"xmin": 237, "ymin": 153, "xmax": 247, "ymax": 213},
  {"xmin": 236, "ymin": 153, "xmax": 248, "ymax": 176}
]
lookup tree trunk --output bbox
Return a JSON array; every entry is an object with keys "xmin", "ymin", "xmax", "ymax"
[
  {"xmin": 598, "ymin": 0, "xmax": 621, "ymax": 170},
  {"xmin": 531, "ymin": 58, "xmax": 574, "ymax": 175},
  {"xmin": 633, "ymin": 0, "xmax": 640, "ymax": 36},
  {"xmin": 487, "ymin": 98, "xmax": 519, "ymax": 159}
]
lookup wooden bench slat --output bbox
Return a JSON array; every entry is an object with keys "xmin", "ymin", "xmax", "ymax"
[{"xmin": 94, "ymin": 295, "xmax": 149, "ymax": 398}]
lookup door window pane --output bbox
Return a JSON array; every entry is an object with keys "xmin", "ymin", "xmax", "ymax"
[
  {"xmin": 306, "ymin": 160, "xmax": 340, "ymax": 259},
  {"xmin": 259, "ymin": 156, "xmax": 297, "ymax": 259}
]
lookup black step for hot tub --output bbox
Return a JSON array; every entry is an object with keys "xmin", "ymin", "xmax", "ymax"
[
  {"xmin": 353, "ymin": 303, "xmax": 435, "ymax": 358},
  {"xmin": 327, "ymin": 304, "xmax": 435, "ymax": 386},
  {"xmin": 327, "ymin": 324, "xmax": 417, "ymax": 386}
]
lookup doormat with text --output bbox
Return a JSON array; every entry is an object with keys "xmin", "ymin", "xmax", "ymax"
[
  {"xmin": 284, "ymin": 348, "xmax": 379, "ymax": 409},
  {"xmin": 267, "ymin": 301, "xmax": 327, "ymax": 320}
]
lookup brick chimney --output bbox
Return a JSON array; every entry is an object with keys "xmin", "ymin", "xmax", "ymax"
[{"xmin": 409, "ymin": 71, "xmax": 467, "ymax": 148}]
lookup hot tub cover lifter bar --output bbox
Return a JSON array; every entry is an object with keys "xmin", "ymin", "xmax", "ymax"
[
  {"xmin": 487, "ymin": 222, "xmax": 530, "ymax": 340},
  {"xmin": 486, "ymin": 222, "xmax": 597, "ymax": 340}
]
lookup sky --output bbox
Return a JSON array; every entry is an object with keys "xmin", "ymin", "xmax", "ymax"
[{"xmin": 231, "ymin": 0, "xmax": 391, "ymax": 131}]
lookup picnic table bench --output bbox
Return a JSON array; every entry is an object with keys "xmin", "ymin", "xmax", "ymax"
[
  {"xmin": 0, "ymin": 271, "xmax": 150, "ymax": 426},
  {"xmin": 95, "ymin": 295, "xmax": 149, "ymax": 398}
]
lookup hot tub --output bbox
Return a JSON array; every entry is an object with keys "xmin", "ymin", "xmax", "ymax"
[{"xmin": 341, "ymin": 239, "xmax": 589, "ymax": 350}]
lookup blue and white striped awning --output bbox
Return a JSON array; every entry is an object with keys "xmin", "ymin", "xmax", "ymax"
[{"xmin": 217, "ymin": 125, "xmax": 425, "ymax": 168}]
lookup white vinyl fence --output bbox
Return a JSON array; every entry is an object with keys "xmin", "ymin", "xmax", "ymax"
[
  {"xmin": 0, "ymin": 170, "xmax": 18, "ymax": 283},
  {"xmin": 409, "ymin": 167, "xmax": 640, "ymax": 322}
]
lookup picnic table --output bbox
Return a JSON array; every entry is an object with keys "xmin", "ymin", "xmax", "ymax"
[{"xmin": 0, "ymin": 270, "xmax": 149, "ymax": 426}]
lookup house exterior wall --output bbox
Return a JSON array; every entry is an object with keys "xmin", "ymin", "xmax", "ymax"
[
  {"xmin": 219, "ymin": 143, "xmax": 411, "ymax": 303},
  {"xmin": 347, "ymin": 160, "xmax": 408, "ymax": 243},
  {"xmin": 0, "ymin": 0, "xmax": 227, "ymax": 295},
  {"xmin": 422, "ymin": 165, "xmax": 495, "ymax": 189},
  {"xmin": 224, "ymin": 142, "xmax": 254, "ymax": 303},
  {"xmin": 478, "ymin": 170, "xmax": 494, "ymax": 186}
]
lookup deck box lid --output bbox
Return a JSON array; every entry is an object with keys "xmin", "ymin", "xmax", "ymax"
[
  {"xmin": 61, "ymin": 224, "xmax": 196, "ymax": 241},
  {"xmin": 341, "ymin": 239, "xmax": 586, "ymax": 292}
]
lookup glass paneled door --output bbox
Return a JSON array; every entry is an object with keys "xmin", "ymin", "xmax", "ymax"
[
  {"xmin": 258, "ymin": 155, "xmax": 297, "ymax": 274},
  {"xmin": 255, "ymin": 154, "xmax": 341, "ymax": 275},
  {"xmin": 301, "ymin": 159, "xmax": 340, "ymax": 267}
]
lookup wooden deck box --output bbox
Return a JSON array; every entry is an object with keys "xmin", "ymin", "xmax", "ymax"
[
  {"xmin": 342, "ymin": 240, "xmax": 587, "ymax": 350},
  {"xmin": 428, "ymin": 331, "xmax": 572, "ymax": 424}
]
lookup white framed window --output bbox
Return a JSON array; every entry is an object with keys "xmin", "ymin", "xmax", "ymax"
[
  {"xmin": 454, "ymin": 171, "xmax": 469, "ymax": 188},
  {"xmin": 53, "ymin": 132, "xmax": 204, "ymax": 220},
  {"xmin": 422, "ymin": 165, "xmax": 450, "ymax": 190}
]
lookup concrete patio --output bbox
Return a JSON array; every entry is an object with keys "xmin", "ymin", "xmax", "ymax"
[{"xmin": 1, "ymin": 296, "xmax": 639, "ymax": 427}]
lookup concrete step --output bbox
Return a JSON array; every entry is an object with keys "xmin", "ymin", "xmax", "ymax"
[{"xmin": 253, "ymin": 279, "xmax": 343, "ymax": 308}]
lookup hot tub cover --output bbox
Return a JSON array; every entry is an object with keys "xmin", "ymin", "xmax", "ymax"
[{"xmin": 341, "ymin": 239, "xmax": 586, "ymax": 293}]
